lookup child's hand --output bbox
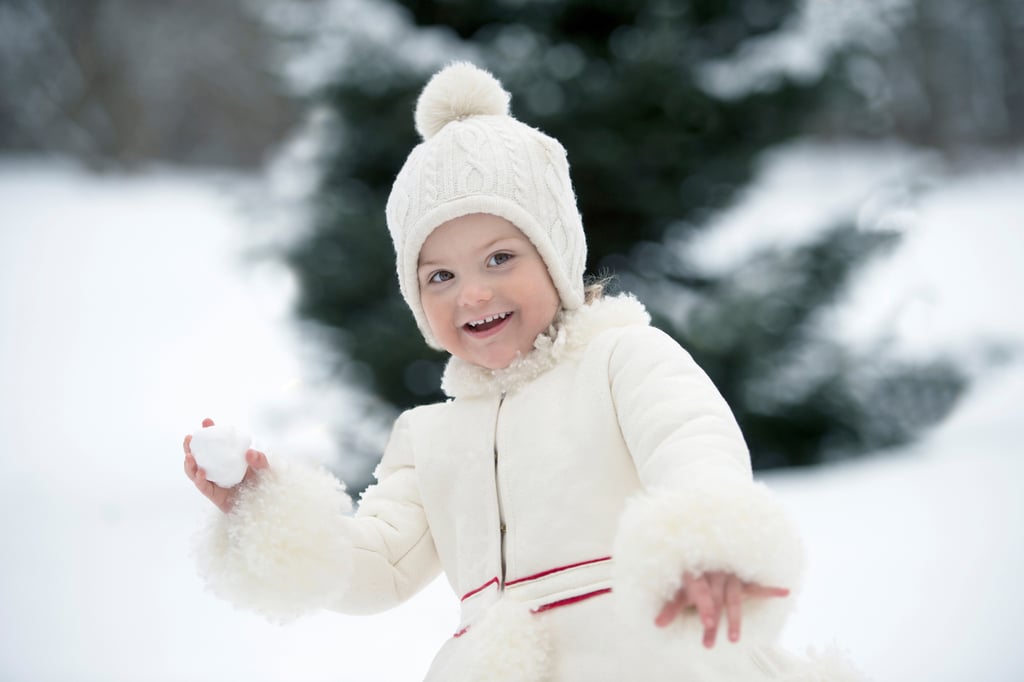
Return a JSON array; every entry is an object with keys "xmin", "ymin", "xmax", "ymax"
[
  {"xmin": 183, "ymin": 418, "xmax": 269, "ymax": 513},
  {"xmin": 654, "ymin": 570, "xmax": 789, "ymax": 648}
]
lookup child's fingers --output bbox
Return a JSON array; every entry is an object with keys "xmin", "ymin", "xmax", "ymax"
[
  {"xmin": 743, "ymin": 582, "xmax": 790, "ymax": 599},
  {"xmin": 184, "ymin": 453, "xmax": 197, "ymax": 479},
  {"xmin": 245, "ymin": 449, "xmax": 269, "ymax": 470},
  {"xmin": 183, "ymin": 434, "xmax": 192, "ymax": 456},
  {"xmin": 202, "ymin": 418, "xmax": 215, "ymax": 428},
  {"xmin": 704, "ymin": 572, "xmax": 726, "ymax": 647},
  {"xmin": 185, "ymin": 459, "xmax": 235, "ymax": 513},
  {"xmin": 240, "ymin": 455, "xmax": 269, "ymax": 488},
  {"xmin": 708, "ymin": 572, "xmax": 725, "ymax": 608},
  {"xmin": 654, "ymin": 590, "xmax": 685, "ymax": 627},
  {"xmin": 194, "ymin": 468, "xmax": 219, "ymax": 499},
  {"xmin": 684, "ymin": 573, "xmax": 716, "ymax": 635},
  {"xmin": 725, "ymin": 575, "xmax": 743, "ymax": 642}
]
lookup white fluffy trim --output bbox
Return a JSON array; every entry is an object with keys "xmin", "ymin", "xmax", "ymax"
[
  {"xmin": 459, "ymin": 599, "xmax": 552, "ymax": 682},
  {"xmin": 442, "ymin": 294, "xmax": 650, "ymax": 398},
  {"xmin": 194, "ymin": 462, "xmax": 354, "ymax": 622},
  {"xmin": 612, "ymin": 474, "xmax": 804, "ymax": 643}
]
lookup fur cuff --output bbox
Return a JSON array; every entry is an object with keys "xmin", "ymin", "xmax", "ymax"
[
  {"xmin": 612, "ymin": 474, "xmax": 804, "ymax": 642},
  {"xmin": 194, "ymin": 462, "xmax": 354, "ymax": 622}
]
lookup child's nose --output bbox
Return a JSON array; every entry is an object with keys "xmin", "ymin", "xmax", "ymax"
[{"xmin": 457, "ymin": 278, "xmax": 493, "ymax": 307}]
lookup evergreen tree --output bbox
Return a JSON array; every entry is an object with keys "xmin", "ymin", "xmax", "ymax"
[
  {"xmin": 285, "ymin": 0, "xmax": 965, "ymax": 488},
  {"xmin": 647, "ymin": 224, "xmax": 966, "ymax": 469}
]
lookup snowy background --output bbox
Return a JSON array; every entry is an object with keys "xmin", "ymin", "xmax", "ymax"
[{"xmin": 1, "ymin": 143, "xmax": 1022, "ymax": 681}]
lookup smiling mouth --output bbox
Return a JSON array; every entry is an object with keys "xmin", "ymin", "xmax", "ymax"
[{"xmin": 464, "ymin": 311, "xmax": 513, "ymax": 335}]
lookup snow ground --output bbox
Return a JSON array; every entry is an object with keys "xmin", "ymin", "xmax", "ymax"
[{"xmin": 0, "ymin": 149, "xmax": 1021, "ymax": 681}]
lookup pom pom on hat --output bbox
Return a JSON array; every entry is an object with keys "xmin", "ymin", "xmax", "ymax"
[{"xmin": 414, "ymin": 62, "xmax": 511, "ymax": 140}]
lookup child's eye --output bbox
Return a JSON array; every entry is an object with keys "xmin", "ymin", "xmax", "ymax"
[
  {"xmin": 488, "ymin": 252, "xmax": 513, "ymax": 267},
  {"xmin": 427, "ymin": 270, "xmax": 454, "ymax": 284}
]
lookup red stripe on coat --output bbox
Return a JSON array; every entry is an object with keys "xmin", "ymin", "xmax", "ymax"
[
  {"xmin": 460, "ymin": 576, "xmax": 499, "ymax": 602},
  {"xmin": 451, "ymin": 588, "xmax": 613, "ymax": 638},
  {"xmin": 504, "ymin": 556, "xmax": 612, "ymax": 587},
  {"xmin": 531, "ymin": 588, "xmax": 613, "ymax": 613}
]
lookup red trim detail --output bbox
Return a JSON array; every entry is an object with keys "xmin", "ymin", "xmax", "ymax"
[
  {"xmin": 460, "ymin": 576, "xmax": 499, "ymax": 602},
  {"xmin": 451, "ymin": 588, "xmax": 613, "ymax": 638},
  {"xmin": 504, "ymin": 556, "xmax": 612, "ymax": 587},
  {"xmin": 531, "ymin": 587, "xmax": 612, "ymax": 613}
]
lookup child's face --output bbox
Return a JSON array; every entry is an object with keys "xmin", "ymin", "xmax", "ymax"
[{"xmin": 418, "ymin": 213, "xmax": 560, "ymax": 370}]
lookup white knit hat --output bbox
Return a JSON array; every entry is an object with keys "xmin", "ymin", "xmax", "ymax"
[{"xmin": 386, "ymin": 62, "xmax": 587, "ymax": 349}]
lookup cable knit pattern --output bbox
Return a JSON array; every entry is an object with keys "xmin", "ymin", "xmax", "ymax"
[{"xmin": 386, "ymin": 62, "xmax": 587, "ymax": 349}]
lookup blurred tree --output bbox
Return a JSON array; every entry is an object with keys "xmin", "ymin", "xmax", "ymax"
[
  {"xmin": 0, "ymin": 0, "xmax": 297, "ymax": 168},
  {"xmin": 815, "ymin": 0, "xmax": 1024, "ymax": 149},
  {"xmin": 282, "ymin": 0, "xmax": 966, "ymax": 490},
  {"xmin": 643, "ymin": 223, "xmax": 966, "ymax": 468}
]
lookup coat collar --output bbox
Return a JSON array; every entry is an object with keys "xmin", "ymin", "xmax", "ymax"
[{"xmin": 440, "ymin": 294, "xmax": 650, "ymax": 399}]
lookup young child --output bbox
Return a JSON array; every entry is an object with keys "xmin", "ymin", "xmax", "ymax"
[{"xmin": 184, "ymin": 63, "xmax": 861, "ymax": 681}]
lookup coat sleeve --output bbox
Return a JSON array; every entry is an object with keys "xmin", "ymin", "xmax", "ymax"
[
  {"xmin": 333, "ymin": 410, "xmax": 442, "ymax": 615},
  {"xmin": 607, "ymin": 325, "xmax": 803, "ymax": 642},
  {"xmin": 194, "ymin": 410, "xmax": 441, "ymax": 622}
]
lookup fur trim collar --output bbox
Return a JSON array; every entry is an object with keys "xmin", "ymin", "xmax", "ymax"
[{"xmin": 441, "ymin": 294, "xmax": 650, "ymax": 399}]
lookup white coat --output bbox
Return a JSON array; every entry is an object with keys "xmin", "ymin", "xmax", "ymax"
[{"xmin": 196, "ymin": 295, "xmax": 863, "ymax": 681}]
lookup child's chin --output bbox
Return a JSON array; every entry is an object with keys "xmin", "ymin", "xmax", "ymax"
[
  {"xmin": 470, "ymin": 349, "xmax": 517, "ymax": 371},
  {"xmin": 478, "ymin": 358, "xmax": 515, "ymax": 371}
]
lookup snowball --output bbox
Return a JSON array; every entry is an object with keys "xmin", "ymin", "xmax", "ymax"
[{"xmin": 190, "ymin": 424, "xmax": 252, "ymax": 488}]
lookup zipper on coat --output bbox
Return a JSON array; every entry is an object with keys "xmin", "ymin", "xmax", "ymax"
[{"xmin": 494, "ymin": 392, "xmax": 507, "ymax": 588}]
